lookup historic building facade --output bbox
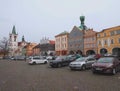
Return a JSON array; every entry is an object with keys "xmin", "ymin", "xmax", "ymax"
[
  {"xmin": 84, "ymin": 29, "xmax": 97, "ymax": 55},
  {"xmin": 33, "ymin": 44, "xmax": 41, "ymax": 56},
  {"xmin": 55, "ymin": 31, "xmax": 69, "ymax": 56},
  {"xmin": 97, "ymin": 26, "xmax": 120, "ymax": 56},
  {"xmin": 68, "ymin": 16, "xmax": 87, "ymax": 55},
  {"xmin": 8, "ymin": 26, "xmax": 18, "ymax": 56},
  {"xmin": 18, "ymin": 36, "xmax": 28, "ymax": 56},
  {"xmin": 39, "ymin": 37, "xmax": 55, "ymax": 56},
  {"xmin": 24, "ymin": 43, "xmax": 37, "ymax": 56},
  {"xmin": 68, "ymin": 26, "xmax": 84, "ymax": 55}
]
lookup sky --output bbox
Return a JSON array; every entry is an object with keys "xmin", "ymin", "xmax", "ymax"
[{"xmin": 0, "ymin": 0, "xmax": 120, "ymax": 43}]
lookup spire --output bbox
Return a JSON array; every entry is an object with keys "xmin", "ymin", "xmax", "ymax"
[
  {"xmin": 22, "ymin": 35, "xmax": 25, "ymax": 42},
  {"xmin": 12, "ymin": 25, "xmax": 17, "ymax": 34},
  {"xmin": 79, "ymin": 16, "xmax": 87, "ymax": 30}
]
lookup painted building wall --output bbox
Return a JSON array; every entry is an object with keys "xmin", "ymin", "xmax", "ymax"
[
  {"xmin": 68, "ymin": 26, "xmax": 84, "ymax": 54},
  {"xmin": 55, "ymin": 32, "xmax": 69, "ymax": 55},
  {"xmin": 97, "ymin": 26, "xmax": 120, "ymax": 55},
  {"xmin": 84, "ymin": 29, "xmax": 97, "ymax": 55}
]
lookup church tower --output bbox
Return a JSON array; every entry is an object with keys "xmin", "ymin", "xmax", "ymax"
[{"xmin": 8, "ymin": 25, "xmax": 18, "ymax": 56}]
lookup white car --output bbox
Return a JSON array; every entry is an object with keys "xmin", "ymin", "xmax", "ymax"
[
  {"xmin": 29, "ymin": 56, "xmax": 48, "ymax": 65},
  {"xmin": 69, "ymin": 57, "xmax": 96, "ymax": 70}
]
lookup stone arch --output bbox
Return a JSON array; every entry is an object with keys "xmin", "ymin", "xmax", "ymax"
[
  {"xmin": 112, "ymin": 47, "xmax": 120, "ymax": 56},
  {"xmin": 100, "ymin": 48, "xmax": 108, "ymax": 56},
  {"xmin": 86, "ymin": 50, "xmax": 95, "ymax": 56},
  {"xmin": 69, "ymin": 50, "xmax": 75, "ymax": 55},
  {"xmin": 76, "ymin": 50, "xmax": 82, "ymax": 55}
]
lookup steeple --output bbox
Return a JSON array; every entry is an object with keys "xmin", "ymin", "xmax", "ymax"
[
  {"xmin": 22, "ymin": 35, "xmax": 25, "ymax": 42},
  {"xmin": 12, "ymin": 25, "xmax": 17, "ymax": 34},
  {"xmin": 79, "ymin": 16, "xmax": 87, "ymax": 30}
]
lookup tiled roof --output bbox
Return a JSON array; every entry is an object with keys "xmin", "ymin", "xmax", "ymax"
[{"xmin": 49, "ymin": 40, "xmax": 55, "ymax": 44}]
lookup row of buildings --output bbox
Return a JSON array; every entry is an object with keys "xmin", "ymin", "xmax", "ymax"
[
  {"xmin": 55, "ymin": 16, "xmax": 120, "ymax": 56},
  {"xmin": 4, "ymin": 16, "xmax": 120, "ymax": 57},
  {"xmin": 8, "ymin": 26, "xmax": 55, "ymax": 57}
]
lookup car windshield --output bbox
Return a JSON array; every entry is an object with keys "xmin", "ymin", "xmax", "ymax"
[
  {"xmin": 97, "ymin": 57, "xmax": 113, "ymax": 63},
  {"xmin": 76, "ymin": 57, "xmax": 86, "ymax": 62},
  {"xmin": 55, "ymin": 56, "xmax": 66, "ymax": 61}
]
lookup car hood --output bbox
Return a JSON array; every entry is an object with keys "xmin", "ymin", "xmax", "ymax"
[
  {"xmin": 50, "ymin": 60, "xmax": 61, "ymax": 63},
  {"xmin": 70, "ymin": 61, "xmax": 85, "ymax": 64},
  {"xmin": 93, "ymin": 62, "xmax": 113, "ymax": 68}
]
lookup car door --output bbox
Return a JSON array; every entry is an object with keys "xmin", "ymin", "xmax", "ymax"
[
  {"xmin": 33, "ymin": 57, "xmax": 40, "ymax": 64},
  {"xmin": 61, "ymin": 57, "xmax": 67, "ymax": 66},
  {"xmin": 114, "ymin": 58, "xmax": 120, "ymax": 71},
  {"xmin": 86, "ymin": 58, "xmax": 96, "ymax": 68}
]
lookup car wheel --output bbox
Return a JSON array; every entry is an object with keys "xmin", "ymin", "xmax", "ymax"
[
  {"xmin": 112, "ymin": 68, "xmax": 116, "ymax": 75},
  {"xmin": 58, "ymin": 63, "xmax": 62, "ymax": 68},
  {"xmin": 33, "ymin": 62, "xmax": 36, "ymax": 65},
  {"xmin": 44, "ymin": 61, "xmax": 47, "ymax": 64},
  {"xmin": 81, "ymin": 65, "xmax": 86, "ymax": 70}
]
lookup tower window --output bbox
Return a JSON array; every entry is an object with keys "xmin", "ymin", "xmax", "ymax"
[{"xmin": 14, "ymin": 36, "xmax": 16, "ymax": 42}]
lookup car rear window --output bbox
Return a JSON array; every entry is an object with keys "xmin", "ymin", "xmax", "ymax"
[{"xmin": 97, "ymin": 57, "xmax": 113, "ymax": 63}]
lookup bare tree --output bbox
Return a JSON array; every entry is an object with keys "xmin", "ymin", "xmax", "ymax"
[{"xmin": 0, "ymin": 37, "xmax": 9, "ymax": 57}]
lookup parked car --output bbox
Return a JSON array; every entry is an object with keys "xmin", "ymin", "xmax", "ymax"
[
  {"xmin": 92, "ymin": 56, "xmax": 120, "ymax": 75},
  {"xmin": 49, "ymin": 55, "xmax": 76, "ymax": 68},
  {"xmin": 13, "ymin": 56, "xmax": 25, "ymax": 60},
  {"xmin": 28, "ymin": 56, "xmax": 48, "ymax": 65},
  {"xmin": 46, "ymin": 56, "xmax": 56, "ymax": 60},
  {"xmin": 69, "ymin": 57, "xmax": 96, "ymax": 70}
]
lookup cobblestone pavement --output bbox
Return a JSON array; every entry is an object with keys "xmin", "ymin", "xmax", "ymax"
[{"xmin": 0, "ymin": 60, "xmax": 120, "ymax": 91}]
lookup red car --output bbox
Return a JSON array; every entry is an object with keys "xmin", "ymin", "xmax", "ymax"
[{"xmin": 92, "ymin": 56, "xmax": 120, "ymax": 75}]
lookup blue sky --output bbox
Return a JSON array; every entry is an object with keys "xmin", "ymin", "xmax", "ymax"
[{"xmin": 0, "ymin": 0, "xmax": 120, "ymax": 43}]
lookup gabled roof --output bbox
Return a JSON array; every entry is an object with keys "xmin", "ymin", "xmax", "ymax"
[
  {"xmin": 33, "ymin": 44, "xmax": 41, "ymax": 49},
  {"xmin": 55, "ymin": 31, "xmax": 69, "ymax": 37}
]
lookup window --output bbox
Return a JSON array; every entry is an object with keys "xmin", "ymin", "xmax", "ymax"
[
  {"xmin": 119, "ymin": 38, "xmax": 120, "ymax": 43},
  {"xmin": 104, "ymin": 33, "xmax": 106, "ymax": 37},
  {"xmin": 111, "ymin": 39, "xmax": 114, "ymax": 44},
  {"xmin": 97, "ymin": 34, "xmax": 100, "ymax": 37},
  {"xmin": 116, "ymin": 30, "xmax": 120, "ymax": 34},
  {"xmin": 98, "ymin": 40, "xmax": 101, "ymax": 45},
  {"xmin": 104, "ymin": 40, "xmax": 107, "ymax": 45},
  {"xmin": 110, "ymin": 31, "xmax": 115, "ymax": 36}
]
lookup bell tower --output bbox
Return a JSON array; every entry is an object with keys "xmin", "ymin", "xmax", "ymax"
[{"xmin": 8, "ymin": 25, "xmax": 18, "ymax": 56}]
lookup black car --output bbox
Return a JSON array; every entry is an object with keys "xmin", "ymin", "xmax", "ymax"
[{"xmin": 49, "ymin": 56, "xmax": 76, "ymax": 68}]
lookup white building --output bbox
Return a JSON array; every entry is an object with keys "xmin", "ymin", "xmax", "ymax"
[{"xmin": 8, "ymin": 26, "xmax": 18, "ymax": 56}]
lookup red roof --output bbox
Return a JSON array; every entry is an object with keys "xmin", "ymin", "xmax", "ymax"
[
  {"xmin": 49, "ymin": 40, "xmax": 55, "ymax": 44},
  {"xmin": 18, "ymin": 42, "xmax": 22, "ymax": 46}
]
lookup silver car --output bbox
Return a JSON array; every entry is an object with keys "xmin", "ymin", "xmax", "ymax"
[{"xmin": 69, "ymin": 57, "xmax": 96, "ymax": 70}]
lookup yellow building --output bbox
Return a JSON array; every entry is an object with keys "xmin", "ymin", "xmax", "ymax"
[{"xmin": 97, "ymin": 26, "xmax": 120, "ymax": 56}]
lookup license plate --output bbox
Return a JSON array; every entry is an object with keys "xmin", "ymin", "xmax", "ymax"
[{"xmin": 96, "ymin": 68, "xmax": 102, "ymax": 70}]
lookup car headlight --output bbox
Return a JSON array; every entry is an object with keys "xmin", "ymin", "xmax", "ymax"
[{"xmin": 107, "ymin": 64, "xmax": 113, "ymax": 68}]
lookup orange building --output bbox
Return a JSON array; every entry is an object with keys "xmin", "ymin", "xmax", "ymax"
[
  {"xmin": 33, "ymin": 44, "xmax": 41, "ymax": 56},
  {"xmin": 24, "ymin": 43, "xmax": 37, "ymax": 56},
  {"xmin": 55, "ymin": 31, "xmax": 69, "ymax": 56},
  {"xmin": 97, "ymin": 26, "xmax": 120, "ymax": 56},
  {"xmin": 84, "ymin": 29, "xmax": 97, "ymax": 55}
]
